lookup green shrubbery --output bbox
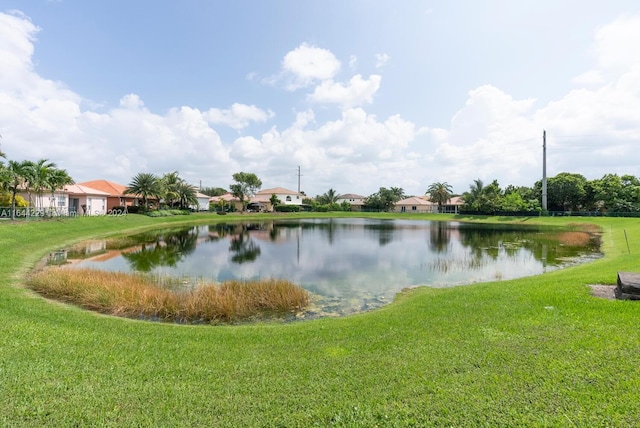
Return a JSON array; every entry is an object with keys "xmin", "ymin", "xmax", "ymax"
[
  {"xmin": 275, "ymin": 205, "xmax": 301, "ymax": 212},
  {"xmin": 146, "ymin": 209, "xmax": 191, "ymax": 217}
]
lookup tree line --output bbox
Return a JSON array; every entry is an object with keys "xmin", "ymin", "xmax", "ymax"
[{"xmin": 3, "ymin": 142, "xmax": 639, "ymax": 217}]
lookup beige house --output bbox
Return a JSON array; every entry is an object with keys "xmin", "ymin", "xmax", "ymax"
[
  {"xmin": 394, "ymin": 196, "xmax": 435, "ymax": 213},
  {"xmin": 209, "ymin": 193, "xmax": 244, "ymax": 212},
  {"xmin": 337, "ymin": 193, "xmax": 367, "ymax": 211},
  {"xmin": 394, "ymin": 195, "xmax": 464, "ymax": 214}
]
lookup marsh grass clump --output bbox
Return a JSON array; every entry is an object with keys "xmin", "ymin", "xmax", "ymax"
[{"xmin": 26, "ymin": 268, "xmax": 310, "ymax": 324}]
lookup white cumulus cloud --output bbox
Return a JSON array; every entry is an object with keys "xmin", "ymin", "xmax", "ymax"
[
  {"xmin": 307, "ymin": 74, "xmax": 382, "ymax": 107},
  {"xmin": 281, "ymin": 43, "xmax": 341, "ymax": 90}
]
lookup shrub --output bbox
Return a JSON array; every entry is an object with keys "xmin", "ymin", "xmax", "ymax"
[
  {"xmin": 146, "ymin": 209, "xmax": 191, "ymax": 217},
  {"xmin": 275, "ymin": 205, "xmax": 301, "ymax": 213},
  {"xmin": 26, "ymin": 269, "xmax": 310, "ymax": 324}
]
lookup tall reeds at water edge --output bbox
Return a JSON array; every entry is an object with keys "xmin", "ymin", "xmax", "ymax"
[{"xmin": 26, "ymin": 269, "xmax": 310, "ymax": 324}]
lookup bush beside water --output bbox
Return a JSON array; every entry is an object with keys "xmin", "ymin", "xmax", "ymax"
[{"xmin": 27, "ymin": 268, "xmax": 310, "ymax": 323}]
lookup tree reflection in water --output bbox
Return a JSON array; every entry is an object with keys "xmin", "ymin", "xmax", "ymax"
[{"xmin": 121, "ymin": 227, "xmax": 199, "ymax": 271}]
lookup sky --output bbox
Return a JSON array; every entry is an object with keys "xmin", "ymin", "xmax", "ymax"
[{"xmin": 1, "ymin": 0, "xmax": 640, "ymax": 197}]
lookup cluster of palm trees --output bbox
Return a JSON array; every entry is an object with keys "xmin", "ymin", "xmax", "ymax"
[
  {"xmin": 0, "ymin": 156, "xmax": 74, "ymax": 220},
  {"xmin": 124, "ymin": 172, "xmax": 198, "ymax": 211}
]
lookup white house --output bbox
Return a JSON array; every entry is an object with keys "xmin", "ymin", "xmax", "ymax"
[
  {"xmin": 17, "ymin": 184, "xmax": 109, "ymax": 216},
  {"xmin": 255, "ymin": 187, "xmax": 304, "ymax": 207},
  {"xmin": 66, "ymin": 184, "xmax": 109, "ymax": 215},
  {"xmin": 191, "ymin": 192, "xmax": 212, "ymax": 211}
]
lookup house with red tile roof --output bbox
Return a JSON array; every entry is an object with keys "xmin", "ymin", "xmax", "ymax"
[{"xmin": 78, "ymin": 179, "xmax": 149, "ymax": 211}]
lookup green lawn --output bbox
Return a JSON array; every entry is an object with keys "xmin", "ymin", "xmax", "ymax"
[{"xmin": 1, "ymin": 213, "xmax": 639, "ymax": 426}]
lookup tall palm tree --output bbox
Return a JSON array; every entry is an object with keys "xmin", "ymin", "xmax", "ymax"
[
  {"xmin": 125, "ymin": 173, "xmax": 161, "ymax": 210},
  {"xmin": 426, "ymin": 182, "xmax": 453, "ymax": 213},
  {"xmin": 30, "ymin": 159, "xmax": 57, "ymax": 210}
]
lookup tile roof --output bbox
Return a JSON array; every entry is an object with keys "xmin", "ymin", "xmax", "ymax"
[
  {"xmin": 257, "ymin": 187, "xmax": 302, "ymax": 195},
  {"xmin": 396, "ymin": 196, "xmax": 433, "ymax": 206},
  {"xmin": 63, "ymin": 184, "xmax": 110, "ymax": 196},
  {"xmin": 78, "ymin": 180, "xmax": 129, "ymax": 197}
]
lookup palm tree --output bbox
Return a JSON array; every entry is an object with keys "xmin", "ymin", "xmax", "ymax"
[
  {"xmin": 5, "ymin": 160, "xmax": 32, "ymax": 220},
  {"xmin": 30, "ymin": 159, "xmax": 56, "ymax": 210},
  {"xmin": 269, "ymin": 193, "xmax": 279, "ymax": 212},
  {"xmin": 125, "ymin": 173, "xmax": 161, "ymax": 210},
  {"xmin": 462, "ymin": 179, "xmax": 485, "ymax": 212},
  {"xmin": 160, "ymin": 171, "xmax": 181, "ymax": 208},
  {"xmin": 426, "ymin": 182, "xmax": 453, "ymax": 213},
  {"xmin": 175, "ymin": 181, "xmax": 198, "ymax": 210},
  {"xmin": 46, "ymin": 168, "xmax": 74, "ymax": 213},
  {"xmin": 324, "ymin": 188, "xmax": 339, "ymax": 204}
]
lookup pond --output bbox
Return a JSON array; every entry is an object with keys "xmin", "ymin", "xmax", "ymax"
[{"xmin": 51, "ymin": 218, "xmax": 602, "ymax": 319}]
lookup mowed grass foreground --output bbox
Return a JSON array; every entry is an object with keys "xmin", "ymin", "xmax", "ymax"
[{"xmin": 1, "ymin": 213, "xmax": 640, "ymax": 426}]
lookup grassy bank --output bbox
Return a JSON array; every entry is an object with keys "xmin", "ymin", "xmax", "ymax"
[{"xmin": 1, "ymin": 213, "xmax": 640, "ymax": 426}]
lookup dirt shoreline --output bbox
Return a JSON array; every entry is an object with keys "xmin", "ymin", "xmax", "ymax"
[{"xmin": 589, "ymin": 284, "xmax": 616, "ymax": 300}]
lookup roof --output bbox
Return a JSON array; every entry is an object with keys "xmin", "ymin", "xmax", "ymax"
[
  {"xmin": 195, "ymin": 192, "xmax": 210, "ymax": 199},
  {"xmin": 338, "ymin": 194, "xmax": 366, "ymax": 199},
  {"xmin": 257, "ymin": 187, "xmax": 302, "ymax": 196},
  {"xmin": 78, "ymin": 180, "xmax": 129, "ymax": 197},
  {"xmin": 424, "ymin": 195, "xmax": 464, "ymax": 205},
  {"xmin": 63, "ymin": 184, "xmax": 110, "ymax": 196},
  {"xmin": 209, "ymin": 193, "xmax": 240, "ymax": 202},
  {"xmin": 396, "ymin": 196, "xmax": 433, "ymax": 206}
]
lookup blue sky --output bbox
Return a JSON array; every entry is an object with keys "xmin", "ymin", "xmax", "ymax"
[{"xmin": 1, "ymin": 1, "xmax": 640, "ymax": 197}]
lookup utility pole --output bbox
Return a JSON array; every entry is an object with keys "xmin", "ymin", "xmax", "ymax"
[
  {"xmin": 297, "ymin": 166, "xmax": 301, "ymax": 194},
  {"xmin": 542, "ymin": 130, "xmax": 547, "ymax": 212}
]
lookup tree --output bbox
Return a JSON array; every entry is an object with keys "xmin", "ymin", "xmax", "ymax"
[
  {"xmin": 4, "ymin": 160, "xmax": 32, "ymax": 220},
  {"xmin": 229, "ymin": 172, "xmax": 262, "ymax": 212},
  {"xmin": 200, "ymin": 187, "xmax": 227, "ymax": 197},
  {"xmin": 317, "ymin": 188, "xmax": 339, "ymax": 205},
  {"xmin": 46, "ymin": 168, "xmax": 74, "ymax": 213},
  {"xmin": 462, "ymin": 179, "xmax": 503, "ymax": 214},
  {"xmin": 426, "ymin": 182, "xmax": 453, "ymax": 213},
  {"xmin": 546, "ymin": 172, "xmax": 587, "ymax": 212},
  {"xmin": 364, "ymin": 187, "xmax": 404, "ymax": 212},
  {"xmin": 30, "ymin": 159, "xmax": 57, "ymax": 210},
  {"xmin": 125, "ymin": 173, "xmax": 162, "ymax": 210},
  {"xmin": 160, "ymin": 171, "xmax": 182, "ymax": 208},
  {"xmin": 175, "ymin": 181, "xmax": 198, "ymax": 210},
  {"xmin": 269, "ymin": 194, "xmax": 279, "ymax": 212}
]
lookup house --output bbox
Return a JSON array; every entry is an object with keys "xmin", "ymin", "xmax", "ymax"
[
  {"xmin": 209, "ymin": 193, "xmax": 244, "ymax": 212},
  {"xmin": 254, "ymin": 187, "xmax": 304, "ymax": 211},
  {"xmin": 65, "ymin": 184, "xmax": 109, "ymax": 215},
  {"xmin": 78, "ymin": 180, "xmax": 147, "ymax": 211},
  {"xmin": 191, "ymin": 192, "xmax": 212, "ymax": 212},
  {"xmin": 438, "ymin": 196, "xmax": 464, "ymax": 214},
  {"xmin": 17, "ymin": 183, "xmax": 109, "ymax": 216},
  {"xmin": 394, "ymin": 196, "xmax": 435, "ymax": 213},
  {"xmin": 394, "ymin": 195, "xmax": 464, "ymax": 214},
  {"xmin": 256, "ymin": 187, "xmax": 304, "ymax": 206},
  {"xmin": 337, "ymin": 193, "xmax": 367, "ymax": 211}
]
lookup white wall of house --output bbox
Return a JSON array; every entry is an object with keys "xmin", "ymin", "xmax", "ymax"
[
  {"xmin": 19, "ymin": 191, "xmax": 70, "ymax": 216},
  {"xmin": 191, "ymin": 195, "xmax": 211, "ymax": 211}
]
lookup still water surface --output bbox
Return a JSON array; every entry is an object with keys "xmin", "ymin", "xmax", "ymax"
[{"xmin": 58, "ymin": 218, "xmax": 601, "ymax": 318}]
